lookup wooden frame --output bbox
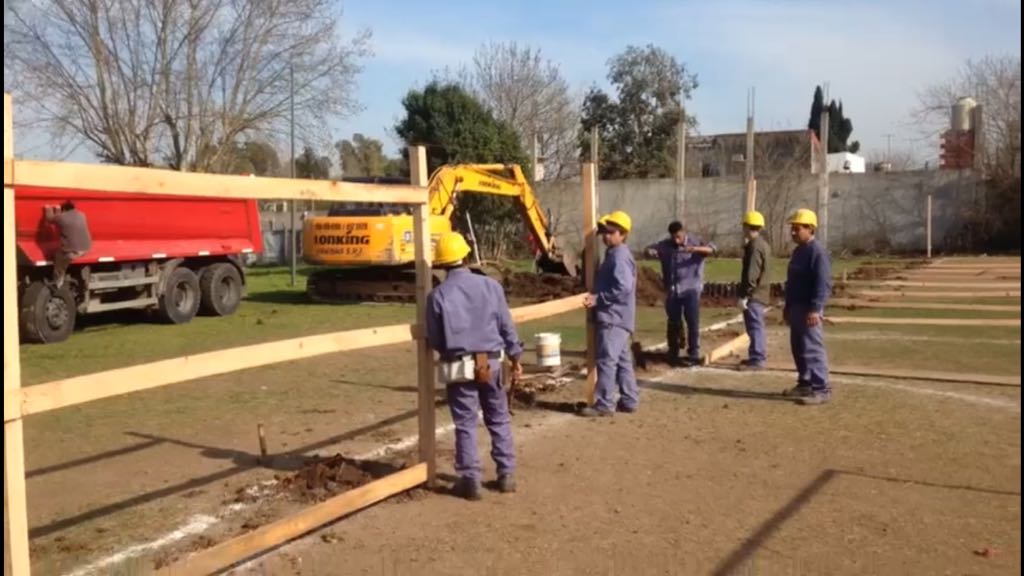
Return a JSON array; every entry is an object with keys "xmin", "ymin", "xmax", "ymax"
[
  {"xmin": 826, "ymin": 317, "xmax": 1021, "ymax": 327},
  {"xmin": 2, "ymin": 93, "xmax": 593, "ymax": 576},
  {"xmin": 829, "ymin": 299, "xmax": 1021, "ymax": 313}
]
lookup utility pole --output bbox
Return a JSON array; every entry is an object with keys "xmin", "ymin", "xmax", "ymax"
[
  {"xmin": 289, "ymin": 64, "xmax": 297, "ymax": 287},
  {"xmin": 745, "ymin": 88, "xmax": 756, "ymax": 213},
  {"xmin": 532, "ymin": 132, "xmax": 544, "ymax": 182},
  {"xmin": 817, "ymin": 83, "xmax": 830, "ymax": 249},
  {"xmin": 884, "ymin": 133, "xmax": 894, "ymax": 160},
  {"xmin": 675, "ymin": 108, "xmax": 686, "ymax": 220}
]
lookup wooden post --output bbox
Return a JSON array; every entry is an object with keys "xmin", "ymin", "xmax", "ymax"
[
  {"xmin": 410, "ymin": 145, "xmax": 436, "ymax": 487},
  {"xmin": 257, "ymin": 424, "xmax": 268, "ymax": 465},
  {"xmin": 926, "ymin": 193, "xmax": 933, "ymax": 259},
  {"xmin": 582, "ymin": 162, "xmax": 599, "ymax": 404},
  {"xmin": 4, "ymin": 93, "xmax": 31, "ymax": 576},
  {"xmin": 590, "ymin": 127, "xmax": 599, "ymax": 166}
]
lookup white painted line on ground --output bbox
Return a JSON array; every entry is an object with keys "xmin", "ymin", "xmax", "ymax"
[
  {"xmin": 63, "ymin": 415, "xmax": 464, "ymax": 576},
  {"xmin": 826, "ymin": 333, "xmax": 1021, "ymax": 346},
  {"xmin": 64, "ymin": 514, "xmax": 219, "ymax": 576},
  {"xmin": 693, "ymin": 367, "xmax": 1020, "ymax": 412}
]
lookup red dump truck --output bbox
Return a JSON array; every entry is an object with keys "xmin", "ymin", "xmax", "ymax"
[{"xmin": 15, "ymin": 186, "xmax": 263, "ymax": 343}]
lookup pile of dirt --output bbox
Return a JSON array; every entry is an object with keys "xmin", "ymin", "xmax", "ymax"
[
  {"xmin": 511, "ymin": 363, "xmax": 581, "ymax": 408},
  {"xmin": 277, "ymin": 455, "xmax": 400, "ymax": 503},
  {"xmin": 637, "ymin": 267, "xmax": 667, "ymax": 306},
  {"xmin": 503, "ymin": 271, "xmax": 583, "ymax": 301}
]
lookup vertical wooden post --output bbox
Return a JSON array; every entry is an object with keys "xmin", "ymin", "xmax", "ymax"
[
  {"xmin": 582, "ymin": 162, "xmax": 599, "ymax": 404},
  {"xmin": 745, "ymin": 90, "xmax": 756, "ymax": 213},
  {"xmin": 926, "ymin": 193, "xmax": 933, "ymax": 259},
  {"xmin": 410, "ymin": 145, "xmax": 436, "ymax": 487},
  {"xmin": 4, "ymin": 93, "xmax": 32, "ymax": 576}
]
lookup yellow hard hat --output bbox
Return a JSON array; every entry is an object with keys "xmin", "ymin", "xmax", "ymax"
[
  {"xmin": 743, "ymin": 210, "xmax": 765, "ymax": 228},
  {"xmin": 434, "ymin": 231, "xmax": 472, "ymax": 266},
  {"xmin": 789, "ymin": 208, "xmax": 818, "ymax": 228},
  {"xmin": 599, "ymin": 210, "xmax": 632, "ymax": 233}
]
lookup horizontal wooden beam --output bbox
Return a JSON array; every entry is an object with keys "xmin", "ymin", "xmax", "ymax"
[
  {"xmin": 827, "ymin": 316, "xmax": 1020, "ymax": 327},
  {"xmin": 704, "ymin": 333, "xmax": 749, "ymax": 365},
  {"xmin": 761, "ymin": 364, "xmax": 1019, "ymax": 387},
  {"xmin": 843, "ymin": 280, "xmax": 1019, "ymax": 289},
  {"xmin": 511, "ymin": 294, "xmax": 585, "ymax": 324},
  {"xmin": 159, "ymin": 463, "xmax": 428, "ymax": 575},
  {"xmin": 8, "ymin": 323, "xmax": 417, "ymax": 420},
  {"xmin": 6, "ymin": 296, "xmax": 586, "ymax": 421},
  {"xmin": 853, "ymin": 290, "xmax": 1021, "ymax": 300},
  {"xmin": 830, "ymin": 299, "xmax": 1021, "ymax": 313},
  {"xmin": 12, "ymin": 160, "xmax": 428, "ymax": 204}
]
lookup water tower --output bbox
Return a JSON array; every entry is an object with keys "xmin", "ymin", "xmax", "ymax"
[{"xmin": 940, "ymin": 97, "xmax": 980, "ymax": 170}]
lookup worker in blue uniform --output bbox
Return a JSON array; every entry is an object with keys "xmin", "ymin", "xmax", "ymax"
[
  {"xmin": 645, "ymin": 221, "xmax": 717, "ymax": 366},
  {"xmin": 425, "ymin": 232, "xmax": 523, "ymax": 500},
  {"xmin": 581, "ymin": 211, "xmax": 639, "ymax": 417},
  {"xmin": 783, "ymin": 208, "xmax": 833, "ymax": 405}
]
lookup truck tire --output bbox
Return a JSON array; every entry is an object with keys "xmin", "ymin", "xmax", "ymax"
[
  {"xmin": 20, "ymin": 281, "xmax": 76, "ymax": 344},
  {"xmin": 199, "ymin": 263, "xmax": 243, "ymax": 316},
  {"xmin": 157, "ymin": 267, "xmax": 201, "ymax": 324}
]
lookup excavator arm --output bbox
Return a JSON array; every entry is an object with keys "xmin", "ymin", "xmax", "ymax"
[{"xmin": 426, "ymin": 164, "xmax": 577, "ymax": 276}]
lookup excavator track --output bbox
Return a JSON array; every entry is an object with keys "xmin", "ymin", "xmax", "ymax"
[{"xmin": 306, "ymin": 266, "xmax": 444, "ymax": 303}]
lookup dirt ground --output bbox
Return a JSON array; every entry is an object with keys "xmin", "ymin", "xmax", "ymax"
[
  {"xmin": 6, "ymin": 258, "xmax": 1021, "ymax": 576},
  {"xmin": 231, "ymin": 347, "xmax": 1021, "ymax": 576}
]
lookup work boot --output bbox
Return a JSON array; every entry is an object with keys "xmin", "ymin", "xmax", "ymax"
[
  {"xmin": 797, "ymin": 392, "xmax": 832, "ymax": 406},
  {"xmin": 578, "ymin": 406, "xmax": 613, "ymax": 418},
  {"xmin": 681, "ymin": 356, "xmax": 703, "ymax": 368},
  {"xmin": 782, "ymin": 385, "xmax": 814, "ymax": 398},
  {"xmin": 738, "ymin": 360, "xmax": 765, "ymax": 372},
  {"xmin": 616, "ymin": 403, "xmax": 638, "ymax": 414},
  {"xmin": 454, "ymin": 477, "xmax": 482, "ymax": 501},
  {"xmin": 497, "ymin": 474, "xmax": 517, "ymax": 494}
]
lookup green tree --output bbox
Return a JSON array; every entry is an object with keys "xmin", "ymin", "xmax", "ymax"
[
  {"xmin": 294, "ymin": 146, "xmax": 332, "ymax": 180},
  {"xmin": 579, "ymin": 44, "xmax": 698, "ymax": 179},
  {"xmin": 337, "ymin": 134, "xmax": 393, "ymax": 177},
  {"xmin": 808, "ymin": 86, "xmax": 859, "ymax": 153},
  {"xmin": 395, "ymin": 81, "xmax": 531, "ymax": 259}
]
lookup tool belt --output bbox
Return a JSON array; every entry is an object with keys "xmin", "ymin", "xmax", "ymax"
[{"xmin": 438, "ymin": 351, "xmax": 504, "ymax": 384}]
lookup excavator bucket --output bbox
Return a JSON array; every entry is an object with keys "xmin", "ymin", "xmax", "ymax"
[{"xmin": 536, "ymin": 244, "xmax": 578, "ymax": 277}]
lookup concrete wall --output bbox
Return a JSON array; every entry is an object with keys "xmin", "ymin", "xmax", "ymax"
[{"xmin": 536, "ymin": 169, "xmax": 983, "ymax": 256}]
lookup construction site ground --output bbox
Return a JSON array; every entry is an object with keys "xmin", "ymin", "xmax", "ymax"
[{"xmin": 6, "ymin": 257, "xmax": 1020, "ymax": 575}]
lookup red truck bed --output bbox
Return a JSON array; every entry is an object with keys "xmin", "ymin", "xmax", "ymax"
[{"xmin": 15, "ymin": 186, "xmax": 263, "ymax": 266}]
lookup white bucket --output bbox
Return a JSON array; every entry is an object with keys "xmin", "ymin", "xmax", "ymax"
[{"xmin": 534, "ymin": 332, "xmax": 562, "ymax": 367}]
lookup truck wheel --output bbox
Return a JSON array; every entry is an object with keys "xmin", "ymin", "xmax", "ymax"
[
  {"xmin": 200, "ymin": 263, "xmax": 243, "ymax": 316},
  {"xmin": 20, "ymin": 281, "xmax": 76, "ymax": 344},
  {"xmin": 158, "ymin": 267, "xmax": 201, "ymax": 324}
]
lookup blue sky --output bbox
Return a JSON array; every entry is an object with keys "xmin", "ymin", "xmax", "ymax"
[
  {"xmin": 16, "ymin": 0, "xmax": 1022, "ymax": 165},
  {"xmin": 338, "ymin": 0, "xmax": 1020, "ymax": 164}
]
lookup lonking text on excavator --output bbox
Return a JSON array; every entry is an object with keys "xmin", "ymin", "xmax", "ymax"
[{"xmin": 302, "ymin": 163, "xmax": 577, "ymax": 302}]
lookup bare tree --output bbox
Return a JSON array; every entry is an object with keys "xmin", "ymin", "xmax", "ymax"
[
  {"xmin": 441, "ymin": 42, "xmax": 580, "ymax": 181},
  {"xmin": 914, "ymin": 55, "xmax": 1021, "ymax": 181},
  {"xmin": 4, "ymin": 0, "xmax": 370, "ymax": 171},
  {"xmin": 754, "ymin": 136, "xmax": 812, "ymax": 253},
  {"xmin": 865, "ymin": 148, "xmax": 917, "ymax": 172}
]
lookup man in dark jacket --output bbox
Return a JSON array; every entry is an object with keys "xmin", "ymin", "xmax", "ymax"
[
  {"xmin": 783, "ymin": 208, "xmax": 832, "ymax": 405},
  {"xmin": 738, "ymin": 211, "xmax": 771, "ymax": 370}
]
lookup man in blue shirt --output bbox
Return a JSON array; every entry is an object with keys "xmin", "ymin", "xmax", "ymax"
[
  {"xmin": 645, "ymin": 221, "xmax": 717, "ymax": 366},
  {"xmin": 426, "ymin": 232, "xmax": 523, "ymax": 500},
  {"xmin": 581, "ymin": 210, "xmax": 639, "ymax": 417},
  {"xmin": 783, "ymin": 209, "xmax": 832, "ymax": 405}
]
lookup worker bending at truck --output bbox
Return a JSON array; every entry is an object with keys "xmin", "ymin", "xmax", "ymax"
[
  {"xmin": 425, "ymin": 231, "xmax": 523, "ymax": 500},
  {"xmin": 45, "ymin": 200, "xmax": 92, "ymax": 289},
  {"xmin": 738, "ymin": 211, "xmax": 771, "ymax": 370},
  {"xmin": 581, "ymin": 211, "xmax": 639, "ymax": 417},
  {"xmin": 783, "ymin": 209, "xmax": 832, "ymax": 405},
  {"xmin": 645, "ymin": 221, "xmax": 717, "ymax": 366}
]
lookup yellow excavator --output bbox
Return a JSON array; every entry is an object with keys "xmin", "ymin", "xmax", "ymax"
[{"xmin": 303, "ymin": 163, "xmax": 577, "ymax": 302}]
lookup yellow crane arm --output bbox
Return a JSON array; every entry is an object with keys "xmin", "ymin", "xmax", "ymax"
[{"xmin": 426, "ymin": 164, "xmax": 560, "ymax": 256}]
